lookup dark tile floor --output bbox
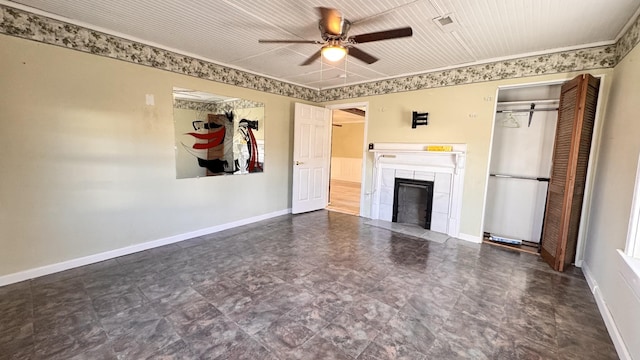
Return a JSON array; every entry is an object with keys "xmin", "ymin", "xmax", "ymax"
[{"xmin": 0, "ymin": 211, "xmax": 618, "ymax": 359}]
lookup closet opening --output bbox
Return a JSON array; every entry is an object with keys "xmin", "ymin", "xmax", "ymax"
[
  {"xmin": 483, "ymin": 84, "xmax": 561, "ymax": 254},
  {"xmin": 483, "ymin": 74, "xmax": 603, "ymax": 272}
]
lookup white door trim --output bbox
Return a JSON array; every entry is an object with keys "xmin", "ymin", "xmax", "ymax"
[{"xmin": 326, "ymin": 102, "xmax": 369, "ymax": 217}]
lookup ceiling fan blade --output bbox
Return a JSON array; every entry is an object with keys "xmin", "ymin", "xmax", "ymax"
[
  {"xmin": 301, "ymin": 50, "xmax": 322, "ymax": 66},
  {"xmin": 350, "ymin": 27, "xmax": 413, "ymax": 44},
  {"xmin": 351, "ymin": 1, "xmax": 420, "ymax": 26},
  {"xmin": 259, "ymin": 39, "xmax": 319, "ymax": 44},
  {"xmin": 348, "ymin": 47, "xmax": 379, "ymax": 64},
  {"xmin": 317, "ymin": 7, "xmax": 344, "ymax": 35}
]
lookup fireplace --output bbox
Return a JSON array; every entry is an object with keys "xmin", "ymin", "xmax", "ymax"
[
  {"xmin": 393, "ymin": 178, "xmax": 434, "ymax": 229},
  {"xmin": 369, "ymin": 143, "xmax": 467, "ymax": 238}
]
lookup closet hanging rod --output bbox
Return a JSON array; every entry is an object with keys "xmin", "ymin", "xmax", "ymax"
[
  {"xmin": 497, "ymin": 103, "xmax": 558, "ymax": 127},
  {"xmin": 496, "ymin": 108, "xmax": 558, "ymax": 113},
  {"xmin": 490, "ymin": 174, "xmax": 550, "ymax": 182}
]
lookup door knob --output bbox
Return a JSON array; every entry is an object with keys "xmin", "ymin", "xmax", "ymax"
[{"xmin": 296, "ymin": 161, "xmax": 304, "ymax": 165}]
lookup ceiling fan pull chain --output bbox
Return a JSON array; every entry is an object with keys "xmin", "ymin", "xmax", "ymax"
[
  {"xmin": 320, "ymin": 56, "xmax": 324, "ymax": 89},
  {"xmin": 344, "ymin": 55, "xmax": 348, "ymax": 85}
]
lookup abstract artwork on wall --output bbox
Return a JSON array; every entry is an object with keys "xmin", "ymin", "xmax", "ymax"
[{"xmin": 173, "ymin": 87, "xmax": 264, "ymax": 178}]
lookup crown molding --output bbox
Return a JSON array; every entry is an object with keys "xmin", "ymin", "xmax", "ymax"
[{"xmin": 1, "ymin": 3, "xmax": 639, "ymax": 102}]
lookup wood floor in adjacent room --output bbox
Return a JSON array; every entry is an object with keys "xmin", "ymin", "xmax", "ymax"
[
  {"xmin": 326, "ymin": 179, "xmax": 361, "ymax": 216},
  {"xmin": 0, "ymin": 211, "xmax": 618, "ymax": 359}
]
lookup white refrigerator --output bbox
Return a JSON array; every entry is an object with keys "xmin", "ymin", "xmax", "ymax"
[{"xmin": 484, "ymin": 107, "xmax": 557, "ymax": 244}]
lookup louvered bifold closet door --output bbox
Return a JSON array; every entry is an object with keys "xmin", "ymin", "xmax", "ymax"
[
  {"xmin": 540, "ymin": 79, "xmax": 577, "ymax": 268},
  {"xmin": 540, "ymin": 74, "xmax": 600, "ymax": 271},
  {"xmin": 561, "ymin": 75, "xmax": 600, "ymax": 269}
]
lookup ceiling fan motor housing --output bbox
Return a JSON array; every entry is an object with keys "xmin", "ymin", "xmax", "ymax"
[{"xmin": 320, "ymin": 19, "xmax": 351, "ymax": 40}]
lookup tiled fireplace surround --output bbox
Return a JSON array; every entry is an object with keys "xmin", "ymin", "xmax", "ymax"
[{"xmin": 370, "ymin": 144, "xmax": 466, "ymax": 238}]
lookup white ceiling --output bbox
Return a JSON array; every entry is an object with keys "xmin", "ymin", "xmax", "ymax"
[{"xmin": 10, "ymin": 0, "xmax": 640, "ymax": 89}]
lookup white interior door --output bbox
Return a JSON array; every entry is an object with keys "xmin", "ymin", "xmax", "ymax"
[{"xmin": 292, "ymin": 103, "xmax": 331, "ymax": 214}]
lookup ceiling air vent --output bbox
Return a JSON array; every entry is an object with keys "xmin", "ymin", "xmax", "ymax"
[
  {"xmin": 438, "ymin": 16, "xmax": 453, "ymax": 26},
  {"xmin": 433, "ymin": 13, "xmax": 459, "ymax": 33}
]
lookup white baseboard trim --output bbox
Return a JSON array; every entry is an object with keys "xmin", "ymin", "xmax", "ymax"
[
  {"xmin": 0, "ymin": 208, "xmax": 292, "ymax": 287},
  {"xmin": 582, "ymin": 262, "xmax": 631, "ymax": 360},
  {"xmin": 457, "ymin": 233, "xmax": 483, "ymax": 244}
]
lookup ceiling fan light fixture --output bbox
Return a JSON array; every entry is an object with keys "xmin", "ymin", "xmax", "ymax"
[
  {"xmin": 321, "ymin": 45, "xmax": 347, "ymax": 62},
  {"xmin": 259, "ymin": 7, "xmax": 412, "ymax": 66}
]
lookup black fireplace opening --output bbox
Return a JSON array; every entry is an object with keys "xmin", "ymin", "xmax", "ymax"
[{"xmin": 392, "ymin": 178, "xmax": 434, "ymax": 229}]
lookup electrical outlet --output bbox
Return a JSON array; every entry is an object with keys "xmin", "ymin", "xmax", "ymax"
[
  {"xmin": 484, "ymin": 96, "xmax": 493, "ymax": 102},
  {"xmin": 468, "ymin": 113, "xmax": 478, "ymax": 118}
]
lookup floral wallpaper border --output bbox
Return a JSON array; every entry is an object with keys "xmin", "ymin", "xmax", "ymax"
[
  {"xmin": 319, "ymin": 45, "xmax": 617, "ymax": 101},
  {"xmin": 1, "ymin": 4, "xmax": 639, "ymax": 102},
  {"xmin": 174, "ymin": 99, "xmax": 264, "ymax": 113},
  {"xmin": 322, "ymin": 11, "xmax": 640, "ymax": 101},
  {"xmin": 0, "ymin": 5, "xmax": 320, "ymax": 102},
  {"xmin": 616, "ymin": 9, "xmax": 640, "ymax": 62}
]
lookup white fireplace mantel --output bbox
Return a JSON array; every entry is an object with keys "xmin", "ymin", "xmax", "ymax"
[{"xmin": 369, "ymin": 143, "xmax": 466, "ymax": 238}]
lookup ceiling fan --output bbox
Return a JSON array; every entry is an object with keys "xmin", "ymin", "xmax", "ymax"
[{"xmin": 258, "ymin": 7, "xmax": 413, "ymax": 66}]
